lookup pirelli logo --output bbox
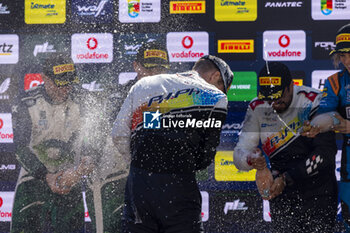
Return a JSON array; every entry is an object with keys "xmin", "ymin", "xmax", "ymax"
[
  {"xmin": 218, "ymin": 40, "xmax": 254, "ymax": 53},
  {"xmin": 259, "ymin": 77, "xmax": 281, "ymax": 86},
  {"xmin": 293, "ymin": 79, "xmax": 303, "ymax": 86},
  {"xmin": 144, "ymin": 50, "xmax": 168, "ymax": 61},
  {"xmin": 336, "ymin": 33, "xmax": 350, "ymax": 44},
  {"xmin": 53, "ymin": 64, "xmax": 75, "ymax": 74},
  {"xmin": 170, "ymin": 1, "xmax": 205, "ymax": 14}
]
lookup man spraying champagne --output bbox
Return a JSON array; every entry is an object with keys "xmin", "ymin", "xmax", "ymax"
[{"xmin": 233, "ymin": 62, "xmax": 338, "ymax": 233}]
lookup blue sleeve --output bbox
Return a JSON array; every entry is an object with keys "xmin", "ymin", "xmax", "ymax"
[{"xmin": 317, "ymin": 78, "xmax": 339, "ymax": 114}]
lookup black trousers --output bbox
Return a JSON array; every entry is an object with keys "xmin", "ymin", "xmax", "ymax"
[
  {"xmin": 270, "ymin": 176, "xmax": 338, "ymax": 233},
  {"xmin": 122, "ymin": 166, "xmax": 204, "ymax": 233}
]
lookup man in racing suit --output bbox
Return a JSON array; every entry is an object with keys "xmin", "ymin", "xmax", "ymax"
[
  {"xmin": 234, "ymin": 62, "xmax": 338, "ymax": 233},
  {"xmin": 11, "ymin": 53, "xmax": 93, "ymax": 233},
  {"xmin": 315, "ymin": 23, "xmax": 350, "ymax": 232},
  {"xmin": 84, "ymin": 41, "xmax": 170, "ymax": 233},
  {"xmin": 112, "ymin": 55, "xmax": 233, "ymax": 233}
]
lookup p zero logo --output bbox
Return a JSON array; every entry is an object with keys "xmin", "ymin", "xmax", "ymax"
[
  {"xmin": 170, "ymin": 1, "xmax": 205, "ymax": 14},
  {"xmin": 0, "ymin": 113, "xmax": 13, "ymax": 143},
  {"xmin": 72, "ymin": 33, "xmax": 113, "ymax": 63},
  {"xmin": 263, "ymin": 30, "xmax": 306, "ymax": 61},
  {"xmin": 0, "ymin": 34, "xmax": 18, "ymax": 64},
  {"xmin": 278, "ymin": 35, "xmax": 290, "ymax": 48},
  {"xmin": 25, "ymin": 0, "xmax": 66, "ymax": 24},
  {"xmin": 312, "ymin": 0, "xmax": 350, "ymax": 20},
  {"xmin": 321, "ymin": 0, "xmax": 333, "ymax": 15},
  {"xmin": 167, "ymin": 32, "xmax": 208, "ymax": 62},
  {"xmin": 182, "ymin": 36, "xmax": 193, "ymax": 49},
  {"xmin": 87, "ymin": 37, "xmax": 98, "ymax": 50},
  {"xmin": 218, "ymin": 40, "xmax": 254, "ymax": 53},
  {"xmin": 24, "ymin": 74, "xmax": 44, "ymax": 90}
]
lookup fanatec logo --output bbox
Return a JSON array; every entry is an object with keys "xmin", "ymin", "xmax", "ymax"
[
  {"xmin": 265, "ymin": 1, "xmax": 303, "ymax": 7},
  {"xmin": 224, "ymin": 200, "xmax": 248, "ymax": 214},
  {"xmin": 77, "ymin": 0, "xmax": 109, "ymax": 17},
  {"xmin": 33, "ymin": 42, "xmax": 56, "ymax": 57}
]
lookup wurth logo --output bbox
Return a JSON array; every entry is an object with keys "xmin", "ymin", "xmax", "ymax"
[
  {"xmin": 224, "ymin": 200, "xmax": 248, "ymax": 214},
  {"xmin": 33, "ymin": 42, "xmax": 56, "ymax": 56}
]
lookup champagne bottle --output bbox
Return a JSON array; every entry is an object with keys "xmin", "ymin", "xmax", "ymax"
[{"xmin": 252, "ymin": 152, "xmax": 273, "ymax": 198}]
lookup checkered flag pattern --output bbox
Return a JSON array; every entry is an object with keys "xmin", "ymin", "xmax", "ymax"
[{"xmin": 306, "ymin": 155, "xmax": 323, "ymax": 175}]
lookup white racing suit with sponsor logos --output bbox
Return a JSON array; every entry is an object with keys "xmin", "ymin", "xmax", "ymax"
[
  {"xmin": 11, "ymin": 85, "xmax": 86, "ymax": 233},
  {"xmin": 234, "ymin": 85, "xmax": 338, "ymax": 233},
  {"xmin": 112, "ymin": 71, "xmax": 227, "ymax": 233}
]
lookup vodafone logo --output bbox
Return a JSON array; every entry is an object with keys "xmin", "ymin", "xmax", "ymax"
[
  {"xmin": 0, "ymin": 113, "xmax": 13, "ymax": 143},
  {"xmin": 0, "ymin": 192, "xmax": 13, "ymax": 221},
  {"xmin": 182, "ymin": 36, "xmax": 193, "ymax": 49},
  {"xmin": 87, "ymin": 37, "xmax": 98, "ymax": 50},
  {"xmin": 72, "ymin": 33, "xmax": 113, "ymax": 63},
  {"xmin": 278, "ymin": 35, "xmax": 290, "ymax": 48},
  {"xmin": 167, "ymin": 32, "xmax": 208, "ymax": 62},
  {"xmin": 263, "ymin": 30, "xmax": 306, "ymax": 61}
]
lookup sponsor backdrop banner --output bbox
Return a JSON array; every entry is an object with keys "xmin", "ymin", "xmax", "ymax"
[{"xmin": 0, "ymin": 0, "xmax": 348, "ymax": 232}]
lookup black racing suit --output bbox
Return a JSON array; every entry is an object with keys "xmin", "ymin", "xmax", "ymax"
[{"xmin": 112, "ymin": 71, "xmax": 228, "ymax": 233}]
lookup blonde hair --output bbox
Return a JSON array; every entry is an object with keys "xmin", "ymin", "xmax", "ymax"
[{"xmin": 331, "ymin": 53, "xmax": 341, "ymax": 68}]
